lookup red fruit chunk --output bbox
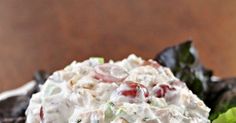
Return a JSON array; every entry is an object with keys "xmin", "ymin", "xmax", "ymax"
[
  {"xmin": 94, "ymin": 64, "xmax": 128, "ymax": 82},
  {"xmin": 40, "ymin": 106, "xmax": 44, "ymax": 121},
  {"xmin": 121, "ymin": 90, "xmax": 138, "ymax": 97},
  {"xmin": 155, "ymin": 84, "xmax": 175, "ymax": 98},
  {"xmin": 121, "ymin": 81, "xmax": 149, "ymax": 97}
]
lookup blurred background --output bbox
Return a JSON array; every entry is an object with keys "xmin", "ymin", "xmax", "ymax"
[{"xmin": 0, "ymin": 0, "xmax": 236, "ymax": 92}]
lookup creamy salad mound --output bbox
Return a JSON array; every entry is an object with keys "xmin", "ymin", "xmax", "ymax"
[{"xmin": 26, "ymin": 54, "xmax": 210, "ymax": 123}]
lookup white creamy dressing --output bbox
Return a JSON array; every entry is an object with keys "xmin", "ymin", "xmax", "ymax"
[{"xmin": 26, "ymin": 54, "xmax": 210, "ymax": 123}]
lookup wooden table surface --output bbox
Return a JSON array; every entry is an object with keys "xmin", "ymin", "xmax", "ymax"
[{"xmin": 1, "ymin": 0, "xmax": 236, "ymax": 92}]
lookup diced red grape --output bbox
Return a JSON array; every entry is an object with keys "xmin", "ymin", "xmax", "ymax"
[
  {"xmin": 121, "ymin": 81, "xmax": 149, "ymax": 97},
  {"xmin": 94, "ymin": 64, "xmax": 128, "ymax": 82},
  {"xmin": 121, "ymin": 90, "xmax": 137, "ymax": 97},
  {"xmin": 40, "ymin": 106, "xmax": 44, "ymax": 121},
  {"xmin": 155, "ymin": 84, "xmax": 175, "ymax": 98}
]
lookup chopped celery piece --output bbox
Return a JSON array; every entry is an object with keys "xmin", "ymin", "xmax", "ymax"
[
  {"xmin": 90, "ymin": 57, "xmax": 104, "ymax": 64},
  {"xmin": 104, "ymin": 102, "xmax": 116, "ymax": 122},
  {"xmin": 115, "ymin": 108, "xmax": 127, "ymax": 116}
]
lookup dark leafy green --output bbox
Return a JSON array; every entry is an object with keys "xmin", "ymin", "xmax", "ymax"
[
  {"xmin": 0, "ymin": 70, "xmax": 49, "ymax": 122},
  {"xmin": 207, "ymin": 78, "xmax": 236, "ymax": 120},
  {"xmin": 154, "ymin": 41, "xmax": 236, "ymax": 121},
  {"xmin": 154, "ymin": 41, "xmax": 213, "ymax": 99}
]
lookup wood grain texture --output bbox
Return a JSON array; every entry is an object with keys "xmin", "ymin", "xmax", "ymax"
[{"xmin": 0, "ymin": 0, "xmax": 236, "ymax": 92}]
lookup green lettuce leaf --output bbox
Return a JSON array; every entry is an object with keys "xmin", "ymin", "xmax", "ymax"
[{"xmin": 213, "ymin": 107, "xmax": 236, "ymax": 123}]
